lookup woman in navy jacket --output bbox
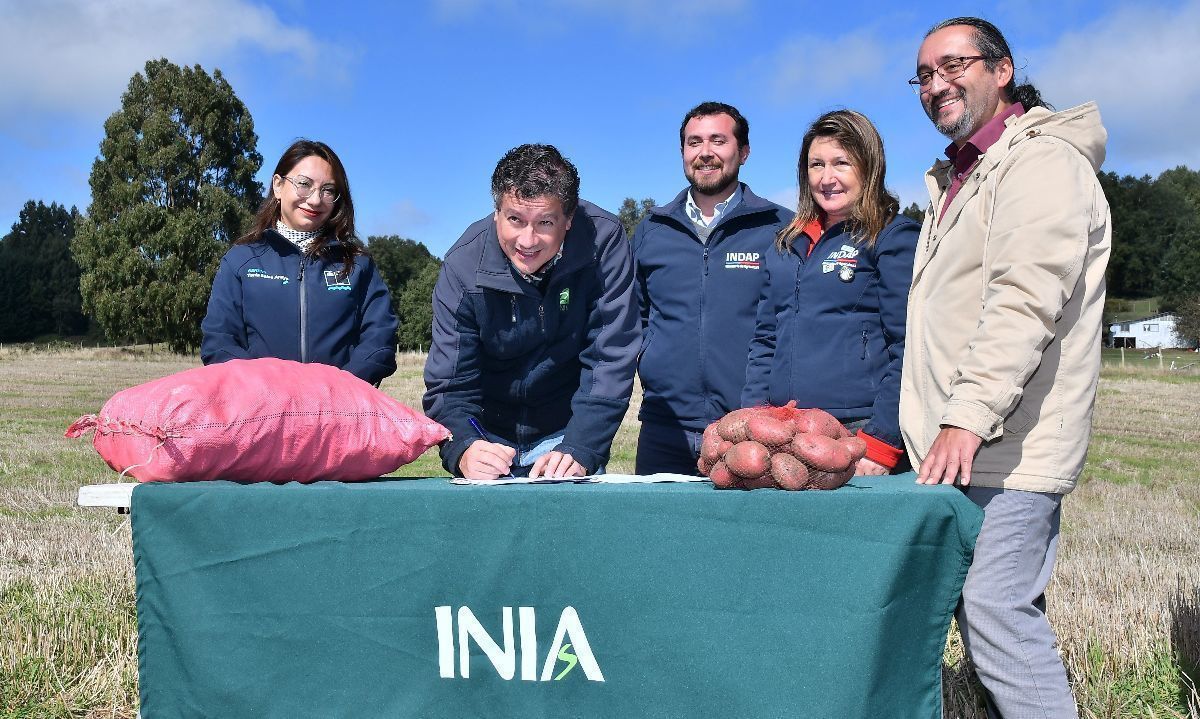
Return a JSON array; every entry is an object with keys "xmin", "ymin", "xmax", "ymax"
[
  {"xmin": 201, "ymin": 139, "xmax": 398, "ymax": 385},
  {"xmin": 742, "ymin": 110, "xmax": 918, "ymax": 474}
]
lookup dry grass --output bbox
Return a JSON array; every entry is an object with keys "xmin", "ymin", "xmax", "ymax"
[{"xmin": 1, "ymin": 349, "xmax": 1197, "ymax": 717}]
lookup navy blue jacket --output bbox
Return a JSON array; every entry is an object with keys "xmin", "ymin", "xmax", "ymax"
[
  {"xmin": 742, "ymin": 215, "xmax": 918, "ymax": 449},
  {"xmin": 423, "ymin": 201, "xmax": 639, "ymax": 475},
  {"xmin": 201, "ymin": 230, "xmax": 398, "ymax": 385},
  {"xmin": 631, "ymin": 184, "xmax": 793, "ymax": 431}
]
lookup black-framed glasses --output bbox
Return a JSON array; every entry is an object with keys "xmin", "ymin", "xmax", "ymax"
[
  {"xmin": 280, "ymin": 175, "xmax": 340, "ymax": 203},
  {"xmin": 908, "ymin": 56, "xmax": 997, "ymax": 90}
]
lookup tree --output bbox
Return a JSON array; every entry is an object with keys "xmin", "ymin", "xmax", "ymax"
[
  {"xmin": 900, "ymin": 202, "xmax": 925, "ymax": 223},
  {"xmin": 1174, "ymin": 295, "xmax": 1200, "ymax": 348},
  {"xmin": 1097, "ymin": 166, "xmax": 1200, "ymax": 305},
  {"xmin": 1154, "ymin": 167, "xmax": 1200, "ymax": 309},
  {"xmin": 72, "ymin": 58, "xmax": 263, "ymax": 352},
  {"xmin": 0, "ymin": 201, "xmax": 87, "ymax": 340},
  {"xmin": 1099, "ymin": 171, "xmax": 1164, "ymax": 298},
  {"xmin": 368, "ymin": 235, "xmax": 437, "ymax": 294},
  {"xmin": 367, "ymin": 234, "xmax": 440, "ymax": 349},
  {"xmin": 395, "ymin": 262, "xmax": 441, "ymax": 351},
  {"xmin": 618, "ymin": 197, "xmax": 656, "ymax": 238}
]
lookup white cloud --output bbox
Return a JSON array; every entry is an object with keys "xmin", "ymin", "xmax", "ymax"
[
  {"xmin": 366, "ymin": 199, "xmax": 434, "ymax": 238},
  {"xmin": 430, "ymin": 0, "xmax": 744, "ymax": 31},
  {"xmin": 1033, "ymin": 0, "xmax": 1200, "ymax": 172},
  {"xmin": 761, "ymin": 28, "xmax": 895, "ymax": 103},
  {"xmin": 0, "ymin": 0, "xmax": 338, "ymax": 130}
]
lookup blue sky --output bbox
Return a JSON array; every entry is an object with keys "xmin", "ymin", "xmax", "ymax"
[{"xmin": 2, "ymin": 0, "xmax": 1198, "ymax": 257}]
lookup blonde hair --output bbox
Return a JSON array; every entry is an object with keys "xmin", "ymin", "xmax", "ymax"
[{"xmin": 777, "ymin": 109, "xmax": 899, "ymax": 252}]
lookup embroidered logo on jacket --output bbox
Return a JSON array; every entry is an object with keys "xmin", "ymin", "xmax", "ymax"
[
  {"xmin": 324, "ymin": 270, "xmax": 352, "ymax": 291},
  {"xmin": 246, "ymin": 268, "xmax": 289, "ymax": 285},
  {"xmin": 724, "ymin": 252, "xmax": 761, "ymax": 270},
  {"xmin": 821, "ymin": 245, "xmax": 859, "ymax": 274},
  {"xmin": 558, "ymin": 288, "xmax": 570, "ymax": 311}
]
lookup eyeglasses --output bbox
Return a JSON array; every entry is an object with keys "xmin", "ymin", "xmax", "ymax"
[
  {"xmin": 280, "ymin": 175, "xmax": 340, "ymax": 203},
  {"xmin": 908, "ymin": 56, "xmax": 997, "ymax": 90}
]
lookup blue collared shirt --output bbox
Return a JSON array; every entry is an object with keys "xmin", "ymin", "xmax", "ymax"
[{"xmin": 685, "ymin": 184, "xmax": 743, "ymax": 231}]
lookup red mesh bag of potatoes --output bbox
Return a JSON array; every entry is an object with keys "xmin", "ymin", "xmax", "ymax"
[
  {"xmin": 698, "ymin": 402, "xmax": 866, "ymax": 491},
  {"xmin": 65, "ymin": 358, "xmax": 450, "ymax": 483}
]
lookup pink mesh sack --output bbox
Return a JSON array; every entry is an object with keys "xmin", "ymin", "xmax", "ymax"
[{"xmin": 65, "ymin": 358, "xmax": 450, "ymax": 483}]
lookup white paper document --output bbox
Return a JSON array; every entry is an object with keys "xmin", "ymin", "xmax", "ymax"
[{"xmin": 450, "ymin": 473, "xmax": 709, "ymax": 486}]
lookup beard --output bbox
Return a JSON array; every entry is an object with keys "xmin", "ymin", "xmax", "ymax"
[
  {"xmin": 686, "ymin": 162, "xmax": 740, "ymax": 198},
  {"xmin": 925, "ymin": 91, "xmax": 977, "ymax": 143}
]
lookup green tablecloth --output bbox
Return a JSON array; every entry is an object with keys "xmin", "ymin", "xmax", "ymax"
[{"xmin": 131, "ymin": 474, "xmax": 981, "ymax": 718}]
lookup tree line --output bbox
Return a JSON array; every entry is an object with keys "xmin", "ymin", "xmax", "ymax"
[
  {"xmin": 0, "ymin": 59, "xmax": 439, "ymax": 350},
  {"xmin": 2, "ymin": 58, "xmax": 1199, "ymax": 349}
]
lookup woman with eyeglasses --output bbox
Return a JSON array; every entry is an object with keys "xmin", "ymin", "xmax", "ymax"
[
  {"xmin": 742, "ymin": 110, "xmax": 918, "ymax": 475},
  {"xmin": 201, "ymin": 139, "xmax": 398, "ymax": 385}
]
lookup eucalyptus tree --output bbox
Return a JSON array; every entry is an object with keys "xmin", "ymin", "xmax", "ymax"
[{"xmin": 73, "ymin": 58, "xmax": 263, "ymax": 351}]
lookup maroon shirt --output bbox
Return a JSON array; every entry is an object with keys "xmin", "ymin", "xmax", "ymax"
[{"xmin": 940, "ymin": 103, "xmax": 1025, "ymax": 220}]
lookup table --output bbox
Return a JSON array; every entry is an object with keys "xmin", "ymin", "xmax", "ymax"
[{"xmin": 124, "ymin": 474, "xmax": 981, "ymax": 718}]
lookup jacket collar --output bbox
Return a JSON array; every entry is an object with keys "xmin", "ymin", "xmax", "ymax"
[
  {"xmin": 652, "ymin": 183, "xmax": 778, "ymax": 239},
  {"xmin": 261, "ymin": 228, "xmax": 344, "ymax": 257},
  {"xmin": 916, "ymin": 110, "xmax": 1035, "ymax": 277},
  {"xmin": 474, "ymin": 203, "xmax": 599, "ymax": 295}
]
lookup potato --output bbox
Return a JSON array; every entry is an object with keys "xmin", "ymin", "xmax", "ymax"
[
  {"xmin": 740, "ymin": 473, "xmax": 776, "ymax": 490},
  {"xmin": 793, "ymin": 408, "xmax": 848, "ymax": 439},
  {"xmin": 746, "ymin": 414, "xmax": 794, "ymax": 447},
  {"xmin": 709, "ymin": 460, "xmax": 737, "ymax": 488},
  {"xmin": 790, "ymin": 432, "xmax": 853, "ymax": 472},
  {"xmin": 698, "ymin": 454, "xmax": 716, "ymax": 475},
  {"xmin": 700, "ymin": 425, "xmax": 725, "ymax": 462},
  {"xmin": 841, "ymin": 435, "xmax": 867, "ymax": 464},
  {"xmin": 715, "ymin": 408, "xmax": 757, "ymax": 443},
  {"xmin": 807, "ymin": 467, "xmax": 854, "ymax": 490},
  {"xmin": 725, "ymin": 440, "xmax": 771, "ymax": 478},
  {"xmin": 770, "ymin": 452, "xmax": 810, "ymax": 490}
]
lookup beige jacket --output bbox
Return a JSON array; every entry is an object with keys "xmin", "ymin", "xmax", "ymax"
[{"xmin": 899, "ymin": 102, "xmax": 1111, "ymax": 494}]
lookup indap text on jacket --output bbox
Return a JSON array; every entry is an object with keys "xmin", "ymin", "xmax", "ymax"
[
  {"xmin": 742, "ymin": 216, "xmax": 919, "ymax": 450},
  {"xmin": 632, "ymin": 184, "xmax": 792, "ymax": 432}
]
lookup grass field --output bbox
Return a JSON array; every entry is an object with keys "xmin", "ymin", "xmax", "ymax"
[{"xmin": 1, "ymin": 346, "xmax": 1198, "ymax": 718}]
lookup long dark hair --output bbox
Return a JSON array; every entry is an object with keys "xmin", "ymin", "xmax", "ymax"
[
  {"xmin": 239, "ymin": 139, "xmax": 363, "ymax": 276},
  {"xmin": 927, "ymin": 16, "xmax": 1050, "ymax": 111},
  {"xmin": 777, "ymin": 110, "xmax": 899, "ymax": 252}
]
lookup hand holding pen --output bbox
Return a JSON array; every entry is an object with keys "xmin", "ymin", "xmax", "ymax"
[{"xmin": 457, "ymin": 418, "xmax": 517, "ymax": 480}]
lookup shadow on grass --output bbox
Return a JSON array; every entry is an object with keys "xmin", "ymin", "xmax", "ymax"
[{"xmin": 1169, "ymin": 580, "xmax": 1200, "ymax": 713}]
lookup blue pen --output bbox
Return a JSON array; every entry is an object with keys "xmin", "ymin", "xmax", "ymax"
[
  {"xmin": 468, "ymin": 417, "xmax": 495, "ymax": 442},
  {"xmin": 468, "ymin": 417, "xmax": 515, "ymax": 478}
]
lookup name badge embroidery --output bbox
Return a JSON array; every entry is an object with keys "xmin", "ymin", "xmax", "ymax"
[
  {"xmin": 246, "ymin": 268, "xmax": 289, "ymax": 285},
  {"xmin": 724, "ymin": 252, "xmax": 761, "ymax": 270},
  {"xmin": 821, "ymin": 244, "xmax": 858, "ymax": 282}
]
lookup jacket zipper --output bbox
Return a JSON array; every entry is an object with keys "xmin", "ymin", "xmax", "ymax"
[
  {"xmin": 861, "ymin": 328, "xmax": 868, "ymax": 360},
  {"xmin": 298, "ymin": 258, "xmax": 307, "ymax": 363},
  {"xmin": 511, "ymin": 295, "xmax": 517, "ymax": 323},
  {"xmin": 538, "ymin": 304, "xmax": 545, "ymax": 334},
  {"xmin": 700, "ymin": 246, "xmax": 709, "ymax": 412}
]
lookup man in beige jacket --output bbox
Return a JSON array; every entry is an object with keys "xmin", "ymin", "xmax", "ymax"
[{"xmin": 902, "ymin": 16, "xmax": 1110, "ymax": 719}]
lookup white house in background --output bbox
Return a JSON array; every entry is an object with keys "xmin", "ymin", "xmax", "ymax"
[{"xmin": 1108, "ymin": 313, "xmax": 1196, "ymax": 349}]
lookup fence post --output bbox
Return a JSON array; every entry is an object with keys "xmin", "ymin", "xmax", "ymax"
[{"xmin": 1120, "ymin": 346, "xmax": 1125, "ymax": 368}]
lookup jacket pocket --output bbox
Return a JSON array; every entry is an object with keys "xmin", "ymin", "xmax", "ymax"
[
  {"xmin": 1002, "ymin": 401, "xmax": 1036, "ymax": 435},
  {"xmin": 638, "ymin": 328, "xmax": 654, "ymax": 364}
]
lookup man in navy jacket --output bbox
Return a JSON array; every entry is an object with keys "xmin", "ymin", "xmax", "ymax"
[
  {"xmin": 423, "ymin": 144, "xmax": 639, "ymax": 479},
  {"xmin": 631, "ymin": 102, "xmax": 793, "ymax": 474}
]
